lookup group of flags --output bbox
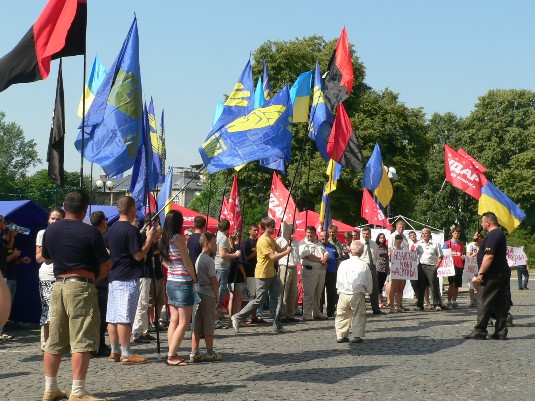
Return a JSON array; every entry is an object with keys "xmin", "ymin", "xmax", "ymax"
[{"xmin": 444, "ymin": 144, "xmax": 525, "ymax": 232}]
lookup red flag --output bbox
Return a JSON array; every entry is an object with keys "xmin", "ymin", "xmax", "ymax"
[
  {"xmin": 220, "ymin": 176, "xmax": 242, "ymax": 233},
  {"xmin": 444, "ymin": 144, "xmax": 485, "ymax": 199},
  {"xmin": 323, "ymin": 27, "xmax": 354, "ymax": 113},
  {"xmin": 326, "ymin": 103, "xmax": 363, "ymax": 172},
  {"xmin": 457, "ymin": 148, "xmax": 488, "ymax": 173},
  {"xmin": 361, "ymin": 189, "xmax": 392, "ymax": 230},
  {"xmin": 268, "ymin": 172, "xmax": 297, "ymax": 227},
  {"xmin": 145, "ymin": 192, "xmax": 157, "ymax": 215},
  {"xmin": 0, "ymin": 0, "xmax": 87, "ymax": 92}
]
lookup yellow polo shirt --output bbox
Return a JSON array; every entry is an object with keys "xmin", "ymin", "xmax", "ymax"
[{"xmin": 255, "ymin": 235, "xmax": 280, "ymax": 279}]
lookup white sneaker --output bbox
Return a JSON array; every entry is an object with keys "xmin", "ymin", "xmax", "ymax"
[{"xmin": 231, "ymin": 316, "xmax": 240, "ymax": 333}]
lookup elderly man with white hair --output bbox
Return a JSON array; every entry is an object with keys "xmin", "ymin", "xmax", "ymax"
[{"xmin": 335, "ymin": 240, "xmax": 373, "ymax": 344}]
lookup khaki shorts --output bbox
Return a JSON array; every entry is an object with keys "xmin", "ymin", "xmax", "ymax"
[
  {"xmin": 149, "ymin": 278, "xmax": 166, "ymax": 308},
  {"xmin": 192, "ymin": 293, "xmax": 216, "ymax": 336},
  {"xmin": 45, "ymin": 281, "xmax": 100, "ymax": 354}
]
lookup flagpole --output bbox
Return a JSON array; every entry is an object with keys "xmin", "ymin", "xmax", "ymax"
[
  {"xmin": 219, "ymin": 170, "xmax": 232, "ymax": 219},
  {"xmin": 80, "ymin": 53, "xmax": 87, "ymax": 190},
  {"xmin": 426, "ymin": 179, "xmax": 447, "ymax": 224},
  {"xmin": 205, "ymin": 173, "xmax": 212, "ymax": 231}
]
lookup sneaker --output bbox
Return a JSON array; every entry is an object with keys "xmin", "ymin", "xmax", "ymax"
[
  {"xmin": 231, "ymin": 316, "xmax": 240, "ymax": 333},
  {"xmin": 462, "ymin": 331, "xmax": 487, "ymax": 340},
  {"xmin": 524, "ymin": 286, "xmax": 529, "ymax": 290},
  {"xmin": 68, "ymin": 394, "xmax": 106, "ymax": 401},
  {"xmin": 435, "ymin": 306, "xmax": 442, "ymax": 311},
  {"xmin": 133, "ymin": 336, "xmax": 150, "ymax": 344},
  {"xmin": 447, "ymin": 301, "xmax": 453, "ymax": 309},
  {"xmin": 314, "ymin": 314, "xmax": 328, "ymax": 320},
  {"xmin": 214, "ymin": 320, "xmax": 228, "ymax": 330},
  {"xmin": 0, "ymin": 333, "xmax": 12, "ymax": 340},
  {"xmin": 336, "ymin": 337, "xmax": 349, "ymax": 343},
  {"xmin": 43, "ymin": 389, "xmax": 67, "ymax": 401},
  {"xmin": 120, "ymin": 354, "xmax": 148, "ymax": 365},
  {"xmin": 143, "ymin": 333, "xmax": 156, "ymax": 341},
  {"xmin": 451, "ymin": 301, "xmax": 459, "ymax": 309},
  {"xmin": 519, "ymin": 287, "xmax": 524, "ymax": 290},
  {"xmin": 301, "ymin": 316, "xmax": 314, "ymax": 321},
  {"xmin": 272, "ymin": 327, "xmax": 287, "ymax": 334},
  {"xmin": 350, "ymin": 337, "xmax": 364, "ymax": 343}
]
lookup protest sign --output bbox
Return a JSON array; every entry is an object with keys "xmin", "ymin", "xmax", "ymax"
[
  {"xmin": 506, "ymin": 246, "xmax": 527, "ymax": 267},
  {"xmin": 437, "ymin": 248, "xmax": 455, "ymax": 277},
  {"xmin": 390, "ymin": 249, "xmax": 418, "ymax": 280},
  {"xmin": 462, "ymin": 256, "xmax": 478, "ymax": 285}
]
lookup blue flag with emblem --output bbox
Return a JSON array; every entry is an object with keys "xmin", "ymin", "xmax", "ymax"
[
  {"xmin": 158, "ymin": 109, "xmax": 166, "ymax": 184},
  {"xmin": 308, "ymin": 61, "xmax": 334, "ymax": 161},
  {"xmin": 210, "ymin": 60, "xmax": 254, "ymax": 133},
  {"xmin": 199, "ymin": 86, "xmax": 293, "ymax": 174},
  {"xmin": 148, "ymin": 97, "xmax": 164, "ymax": 184},
  {"xmin": 254, "ymin": 75, "xmax": 264, "ymax": 109},
  {"xmin": 130, "ymin": 103, "xmax": 157, "ymax": 219},
  {"xmin": 74, "ymin": 18, "xmax": 142, "ymax": 177}
]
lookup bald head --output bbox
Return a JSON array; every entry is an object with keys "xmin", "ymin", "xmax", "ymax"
[{"xmin": 350, "ymin": 240, "xmax": 365, "ymax": 256}]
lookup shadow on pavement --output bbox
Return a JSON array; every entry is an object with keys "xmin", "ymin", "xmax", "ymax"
[
  {"xmin": 101, "ymin": 383, "xmax": 240, "ymax": 400},
  {"xmin": 246, "ymin": 365, "xmax": 382, "ymax": 384}
]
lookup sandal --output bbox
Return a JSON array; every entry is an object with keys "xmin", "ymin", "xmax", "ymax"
[
  {"xmin": 395, "ymin": 308, "xmax": 406, "ymax": 313},
  {"xmin": 166, "ymin": 354, "xmax": 188, "ymax": 366},
  {"xmin": 121, "ymin": 353, "xmax": 148, "ymax": 365}
]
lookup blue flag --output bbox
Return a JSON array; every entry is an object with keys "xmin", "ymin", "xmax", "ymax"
[
  {"xmin": 130, "ymin": 103, "xmax": 157, "ymax": 219},
  {"xmin": 157, "ymin": 166, "xmax": 174, "ymax": 222},
  {"xmin": 319, "ymin": 184, "xmax": 332, "ymax": 231},
  {"xmin": 259, "ymin": 156, "xmax": 286, "ymax": 174},
  {"xmin": 148, "ymin": 98, "xmax": 164, "ymax": 184},
  {"xmin": 159, "ymin": 109, "xmax": 166, "ymax": 180},
  {"xmin": 211, "ymin": 99, "xmax": 224, "ymax": 128},
  {"xmin": 263, "ymin": 59, "xmax": 272, "ymax": 101},
  {"xmin": 254, "ymin": 75, "xmax": 264, "ymax": 109},
  {"xmin": 77, "ymin": 55, "xmax": 108, "ymax": 117},
  {"xmin": 308, "ymin": 61, "xmax": 334, "ymax": 161},
  {"xmin": 289, "ymin": 70, "xmax": 313, "ymax": 122},
  {"xmin": 211, "ymin": 60, "xmax": 254, "ymax": 133},
  {"xmin": 361, "ymin": 142, "xmax": 393, "ymax": 207},
  {"xmin": 75, "ymin": 18, "xmax": 142, "ymax": 177},
  {"xmin": 199, "ymin": 86, "xmax": 293, "ymax": 174}
]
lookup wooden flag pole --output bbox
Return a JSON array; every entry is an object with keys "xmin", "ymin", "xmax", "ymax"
[{"xmin": 79, "ymin": 53, "xmax": 87, "ymax": 190}]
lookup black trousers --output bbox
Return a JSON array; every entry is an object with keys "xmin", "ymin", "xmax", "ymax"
[
  {"xmin": 417, "ymin": 264, "xmax": 441, "ymax": 307},
  {"xmin": 97, "ymin": 285, "xmax": 108, "ymax": 347},
  {"xmin": 320, "ymin": 271, "xmax": 338, "ymax": 317},
  {"xmin": 474, "ymin": 272, "xmax": 510, "ymax": 337},
  {"xmin": 377, "ymin": 272, "xmax": 388, "ymax": 300}
]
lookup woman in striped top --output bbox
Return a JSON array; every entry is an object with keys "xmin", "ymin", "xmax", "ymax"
[{"xmin": 160, "ymin": 210, "xmax": 197, "ymax": 366}]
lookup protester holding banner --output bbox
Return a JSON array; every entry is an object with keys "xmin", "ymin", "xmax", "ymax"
[
  {"xmin": 415, "ymin": 228, "xmax": 444, "ymax": 311},
  {"xmin": 515, "ymin": 247, "xmax": 529, "ymax": 290},
  {"xmin": 464, "ymin": 212, "xmax": 510, "ymax": 340},
  {"xmin": 443, "ymin": 227, "xmax": 465, "ymax": 308},
  {"xmin": 388, "ymin": 235, "xmax": 409, "ymax": 312},
  {"xmin": 407, "ymin": 231, "xmax": 419, "ymax": 299},
  {"xmin": 388, "ymin": 220, "xmax": 408, "ymax": 250}
]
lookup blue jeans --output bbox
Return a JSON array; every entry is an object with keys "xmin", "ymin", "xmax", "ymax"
[
  {"xmin": 234, "ymin": 276, "xmax": 283, "ymax": 330},
  {"xmin": 6, "ymin": 279, "xmax": 16, "ymax": 303},
  {"xmin": 216, "ymin": 269, "xmax": 229, "ymax": 309},
  {"xmin": 517, "ymin": 265, "xmax": 529, "ymax": 289}
]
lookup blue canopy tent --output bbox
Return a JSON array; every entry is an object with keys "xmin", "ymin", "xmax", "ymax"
[
  {"xmin": 0, "ymin": 200, "xmax": 48, "ymax": 324},
  {"xmin": 84, "ymin": 204, "xmax": 120, "ymax": 226}
]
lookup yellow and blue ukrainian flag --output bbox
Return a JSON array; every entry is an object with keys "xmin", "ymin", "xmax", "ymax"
[
  {"xmin": 324, "ymin": 159, "xmax": 342, "ymax": 195},
  {"xmin": 289, "ymin": 70, "xmax": 312, "ymax": 123},
  {"xmin": 319, "ymin": 184, "xmax": 332, "ymax": 231},
  {"xmin": 361, "ymin": 142, "xmax": 393, "ymax": 207},
  {"xmin": 77, "ymin": 55, "xmax": 107, "ymax": 117},
  {"xmin": 157, "ymin": 167, "xmax": 174, "ymax": 222},
  {"xmin": 478, "ymin": 181, "xmax": 525, "ymax": 233}
]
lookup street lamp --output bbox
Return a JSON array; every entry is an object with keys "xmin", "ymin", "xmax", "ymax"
[{"xmin": 95, "ymin": 179, "xmax": 114, "ymax": 191}]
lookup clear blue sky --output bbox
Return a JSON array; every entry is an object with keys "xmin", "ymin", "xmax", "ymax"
[{"xmin": 1, "ymin": 1, "xmax": 535, "ymax": 177}]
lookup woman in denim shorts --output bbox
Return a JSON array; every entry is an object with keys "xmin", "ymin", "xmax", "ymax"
[{"xmin": 160, "ymin": 210, "xmax": 198, "ymax": 366}]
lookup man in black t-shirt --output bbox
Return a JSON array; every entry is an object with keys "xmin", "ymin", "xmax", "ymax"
[
  {"xmin": 464, "ymin": 212, "xmax": 511, "ymax": 340},
  {"xmin": 41, "ymin": 190, "xmax": 111, "ymax": 401},
  {"xmin": 106, "ymin": 196, "xmax": 155, "ymax": 365},
  {"xmin": 187, "ymin": 216, "xmax": 206, "ymax": 265}
]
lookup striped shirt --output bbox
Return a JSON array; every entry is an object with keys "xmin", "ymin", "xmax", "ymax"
[{"xmin": 167, "ymin": 234, "xmax": 192, "ymax": 282}]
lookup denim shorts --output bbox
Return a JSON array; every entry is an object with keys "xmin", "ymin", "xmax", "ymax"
[{"xmin": 166, "ymin": 280, "xmax": 194, "ymax": 307}]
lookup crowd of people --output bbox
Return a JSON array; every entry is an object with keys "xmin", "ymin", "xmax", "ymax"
[{"xmin": 0, "ymin": 190, "xmax": 526, "ymax": 401}]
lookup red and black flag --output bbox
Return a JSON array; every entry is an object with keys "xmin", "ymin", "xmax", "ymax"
[
  {"xmin": 327, "ymin": 103, "xmax": 363, "ymax": 173},
  {"xmin": 323, "ymin": 27, "xmax": 354, "ymax": 113},
  {"xmin": 0, "ymin": 0, "xmax": 86, "ymax": 93},
  {"xmin": 47, "ymin": 60, "xmax": 65, "ymax": 187}
]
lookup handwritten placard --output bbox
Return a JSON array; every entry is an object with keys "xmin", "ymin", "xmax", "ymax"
[
  {"xmin": 437, "ymin": 248, "xmax": 455, "ymax": 277},
  {"xmin": 390, "ymin": 249, "xmax": 418, "ymax": 280},
  {"xmin": 506, "ymin": 246, "xmax": 527, "ymax": 267},
  {"xmin": 462, "ymin": 256, "xmax": 478, "ymax": 285}
]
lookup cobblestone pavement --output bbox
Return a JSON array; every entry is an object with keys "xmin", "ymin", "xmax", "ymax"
[{"xmin": 1, "ymin": 282, "xmax": 533, "ymax": 401}]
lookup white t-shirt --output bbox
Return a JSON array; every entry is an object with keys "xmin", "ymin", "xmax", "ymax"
[{"xmin": 36, "ymin": 229, "xmax": 55, "ymax": 281}]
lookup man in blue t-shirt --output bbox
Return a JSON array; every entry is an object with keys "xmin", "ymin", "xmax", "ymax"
[
  {"xmin": 319, "ymin": 230, "xmax": 339, "ymax": 318},
  {"xmin": 463, "ymin": 212, "xmax": 511, "ymax": 340},
  {"xmin": 106, "ymin": 196, "xmax": 155, "ymax": 365}
]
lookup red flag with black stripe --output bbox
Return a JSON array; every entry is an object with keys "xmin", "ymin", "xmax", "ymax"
[
  {"xmin": 0, "ymin": 0, "xmax": 86, "ymax": 93},
  {"xmin": 323, "ymin": 27, "xmax": 354, "ymax": 113},
  {"xmin": 327, "ymin": 103, "xmax": 363, "ymax": 172}
]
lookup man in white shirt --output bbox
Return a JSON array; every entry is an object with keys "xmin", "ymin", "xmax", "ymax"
[
  {"xmin": 276, "ymin": 226, "xmax": 300, "ymax": 323},
  {"xmin": 415, "ymin": 228, "xmax": 444, "ymax": 311},
  {"xmin": 388, "ymin": 220, "xmax": 409, "ymax": 250},
  {"xmin": 335, "ymin": 241, "xmax": 373, "ymax": 343},
  {"xmin": 299, "ymin": 226, "xmax": 329, "ymax": 321}
]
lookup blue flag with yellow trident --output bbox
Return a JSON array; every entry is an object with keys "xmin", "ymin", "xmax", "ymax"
[
  {"xmin": 148, "ymin": 97, "xmax": 164, "ymax": 184},
  {"xmin": 263, "ymin": 59, "xmax": 272, "ymax": 101},
  {"xmin": 75, "ymin": 18, "xmax": 142, "ymax": 177},
  {"xmin": 211, "ymin": 60, "xmax": 254, "ymax": 133},
  {"xmin": 308, "ymin": 61, "xmax": 334, "ymax": 161},
  {"xmin": 199, "ymin": 86, "xmax": 293, "ymax": 174}
]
